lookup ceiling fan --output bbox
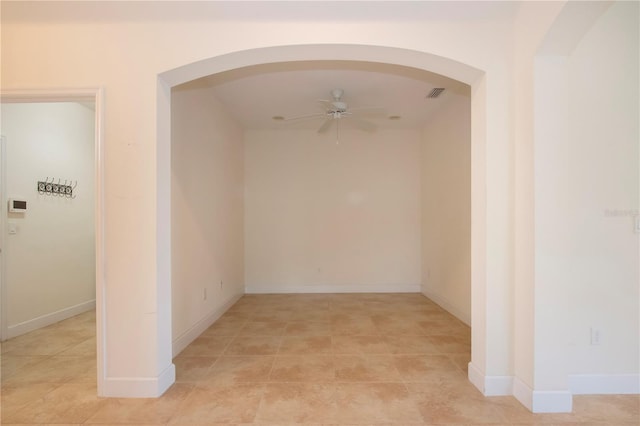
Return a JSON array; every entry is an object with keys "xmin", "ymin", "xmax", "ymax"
[{"xmin": 284, "ymin": 88, "xmax": 385, "ymax": 135}]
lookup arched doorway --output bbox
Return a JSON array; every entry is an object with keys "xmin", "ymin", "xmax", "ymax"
[{"xmin": 156, "ymin": 44, "xmax": 489, "ymax": 395}]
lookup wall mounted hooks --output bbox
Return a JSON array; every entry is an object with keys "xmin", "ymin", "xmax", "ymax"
[{"xmin": 37, "ymin": 177, "xmax": 77, "ymax": 198}]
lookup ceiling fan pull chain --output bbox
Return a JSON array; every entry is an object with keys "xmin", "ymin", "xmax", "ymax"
[{"xmin": 336, "ymin": 118, "xmax": 340, "ymax": 145}]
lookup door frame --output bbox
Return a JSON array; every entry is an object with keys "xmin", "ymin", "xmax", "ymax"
[{"xmin": 0, "ymin": 88, "xmax": 105, "ymax": 394}]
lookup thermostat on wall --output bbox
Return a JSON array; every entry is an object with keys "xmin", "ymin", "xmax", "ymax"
[{"xmin": 8, "ymin": 198, "xmax": 27, "ymax": 213}]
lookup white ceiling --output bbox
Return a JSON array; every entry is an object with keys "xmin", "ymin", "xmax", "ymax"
[{"xmin": 176, "ymin": 60, "xmax": 471, "ymax": 132}]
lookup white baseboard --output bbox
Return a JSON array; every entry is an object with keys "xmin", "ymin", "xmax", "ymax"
[
  {"xmin": 421, "ymin": 286, "xmax": 471, "ymax": 326},
  {"xmin": 569, "ymin": 374, "xmax": 640, "ymax": 395},
  {"xmin": 101, "ymin": 363, "xmax": 175, "ymax": 398},
  {"xmin": 468, "ymin": 362, "xmax": 513, "ymax": 396},
  {"xmin": 172, "ymin": 292, "xmax": 243, "ymax": 357},
  {"xmin": 513, "ymin": 377, "xmax": 573, "ymax": 413},
  {"xmin": 5, "ymin": 299, "xmax": 96, "ymax": 340},
  {"xmin": 245, "ymin": 283, "xmax": 421, "ymax": 294},
  {"xmin": 512, "ymin": 377, "xmax": 534, "ymax": 410},
  {"xmin": 468, "ymin": 362, "xmax": 486, "ymax": 393}
]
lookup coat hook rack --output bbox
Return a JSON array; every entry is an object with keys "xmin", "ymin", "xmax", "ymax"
[{"xmin": 37, "ymin": 177, "xmax": 77, "ymax": 198}]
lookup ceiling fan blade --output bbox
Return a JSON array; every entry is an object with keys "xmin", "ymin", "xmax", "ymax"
[
  {"xmin": 284, "ymin": 113, "xmax": 325, "ymax": 122},
  {"xmin": 349, "ymin": 116, "xmax": 377, "ymax": 133},
  {"xmin": 317, "ymin": 118, "xmax": 334, "ymax": 134},
  {"xmin": 316, "ymin": 99, "xmax": 332, "ymax": 110}
]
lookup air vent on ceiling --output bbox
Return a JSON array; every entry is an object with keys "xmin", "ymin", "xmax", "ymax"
[{"xmin": 427, "ymin": 88, "xmax": 445, "ymax": 98}]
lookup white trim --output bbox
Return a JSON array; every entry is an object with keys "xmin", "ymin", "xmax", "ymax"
[
  {"xmin": 468, "ymin": 361, "xmax": 485, "ymax": 393},
  {"xmin": 6, "ymin": 299, "xmax": 95, "ymax": 339},
  {"xmin": 532, "ymin": 390, "xmax": 573, "ymax": 413},
  {"xmin": 93, "ymin": 88, "xmax": 106, "ymax": 399},
  {"xmin": 513, "ymin": 377, "xmax": 534, "ymax": 411},
  {"xmin": 0, "ymin": 136, "xmax": 7, "ymax": 341},
  {"xmin": 569, "ymin": 374, "xmax": 640, "ymax": 395},
  {"xmin": 172, "ymin": 293, "xmax": 243, "ymax": 357},
  {"xmin": 0, "ymin": 89, "xmax": 98, "ymax": 103},
  {"xmin": 485, "ymin": 375, "xmax": 514, "ymax": 396},
  {"xmin": 513, "ymin": 377, "xmax": 573, "ymax": 413},
  {"xmin": 421, "ymin": 285, "xmax": 471, "ymax": 326},
  {"xmin": 468, "ymin": 362, "xmax": 513, "ymax": 396},
  {"xmin": 245, "ymin": 283, "xmax": 421, "ymax": 294},
  {"xmin": 102, "ymin": 363, "xmax": 176, "ymax": 398}
]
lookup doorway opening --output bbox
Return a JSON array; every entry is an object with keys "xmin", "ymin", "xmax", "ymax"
[
  {"xmin": 159, "ymin": 45, "xmax": 482, "ymax": 387},
  {"xmin": 0, "ymin": 89, "xmax": 105, "ymax": 393}
]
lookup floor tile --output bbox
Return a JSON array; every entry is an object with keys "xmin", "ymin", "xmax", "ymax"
[
  {"xmin": 4, "ymin": 295, "xmax": 636, "ymax": 426},
  {"xmin": 0, "ymin": 355, "xmax": 49, "ymax": 380},
  {"xmin": 334, "ymin": 355, "xmax": 401, "ymax": 382},
  {"xmin": 394, "ymin": 354, "xmax": 467, "ymax": 382},
  {"xmin": 3, "ymin": 382, "xmax": 106, "ymax": 424},
  {"xmin": 449, "ymin": 353, "xmax": 471, "ymax": 372},
  {"xmin": 407, "ymin": 380, "xmax": 506, "ymax": 424},
  {"xmin": 334, "ymin": 382, "xmax": 424, "ymax": 424},
  {"xmin": 0, "ymin": 382, "xmax": 63, "ymax": 420},
  {"xmin": 383, "ymin": 335, "xmax": 439, "ymax": 354},
  {"xmin": 420, "ymin": 318, "xmax": 471, "ymax": 338},
  {"xmin": 332, "ymin": 335, "xmax": 390, "ymax": 355},
  {"xmin": 284, "ymin": 321, "xmax": 332, "ymax": 337},
  {"xmin": 427, "ymin": 335, "xmax": 472, "ymax": 354},
  {"xmin": 225, "ymin": 335, "xmax": 283, "ymax": 355},
  {"xmin": 204, "ymin": 355, "xmax": 274, "ymax": 384},
  {"xmin": 255, "ymin": 383, "xmax": 336, "ymax": 424},
  {"xmin": 1, "ymin": 331, "xmax": 86, "ymax": 356},
  {"xmin": 279, "ymin": 336, "xmax": 333, "ymax": 354},
  {"xmin": 173, "ymin": 356, "xmax": 217, "ymax": 382},
  {"xmin": 167, "ymin": 383, "xmax": 264, "ymax": 424},
  {"xmin": 288, "ymin": 309, "xmax": 331, "ymax": 322},
  {"xmin": 85, "ymin": 383, "xmax": 192, "ymax": 424},
  {"xmin": 2, "ymin": 355, "xmax": 95, "ymax": 384},
  {"xmin": 201, "ymin": 317, "xmax": 248, "ymax": 336},
  {"xmin": 573, "ymin": 394, "xmax": 640, "ymax": 423},
  {"xmin": 331, "ymin": 317, "xmax": 379, "ymax": 336},
  {"xmin": 177, "ymin": 335, "xmax": 233, "ymax": 357},
  {"xmin": 57, "ymin": 337, "xmax": 97, "ymax": 356},
  {"xmin": 269, "ymin": 355, "xmax": 335, "ymax": 382},
  {"xmin": 240, "ymin": 320, "xmax": 288, "ymax": 336}
]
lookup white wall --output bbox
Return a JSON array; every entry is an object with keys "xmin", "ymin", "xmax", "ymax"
[
  {"xmin": 171, "ymin": 86, "xmax": 244, "ymax": 355},
  {"xmin": 420, "ymin": 93, "xmax": 471, "ymax": 325},
  {"xmin": 1, "ymin": 102, "xmax": 95, "ymax": 338},
  {"xmin": 534, "ymin": 0, "xmax": 639, "ymax": 394},
  {"xmin": 245, "ymin": 128, "xmax": 421, "ymax": 293}
]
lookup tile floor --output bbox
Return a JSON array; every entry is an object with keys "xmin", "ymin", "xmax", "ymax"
[{"xmin": 1, "ymin": 293, "xmax": 638, "ymax": 425}]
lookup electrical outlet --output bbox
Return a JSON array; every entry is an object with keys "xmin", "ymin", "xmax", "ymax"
[{"xmin": 590, "ymin": 327, "xmax": 602, "ymax": 345}]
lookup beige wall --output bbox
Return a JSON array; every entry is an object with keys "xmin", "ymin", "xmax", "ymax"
[
  {"xmin": 534, "ymin": 0, "xmax": 639, "ymax": 394},
  {"xmin": 420, "ymin": 94, "xmax": 471, "ymax": 325},
  {"xmin": 171, "ymin": 85, "xmax": 245, "ymax": 355},
  {"xmin": 244, "ymin": 128, "xmax": 421, "ymax": 293},
  {"xmin": 1, "ymin": 102, "xmax": 95, "ymax": 338}
]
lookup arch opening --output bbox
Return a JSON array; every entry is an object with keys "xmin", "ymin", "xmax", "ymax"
[{"xmin": 156, "ymin": 44, "xmax": 487, "ymax": 393}]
